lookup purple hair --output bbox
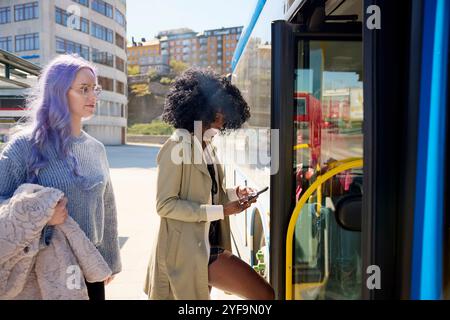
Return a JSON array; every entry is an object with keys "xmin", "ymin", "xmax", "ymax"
[{"xmin": 23, "ymin": 54, "xmax": 97, "ymax": 182}]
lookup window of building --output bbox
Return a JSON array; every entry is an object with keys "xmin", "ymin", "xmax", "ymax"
[
  {"xmin": 0, "ymin": 7, "xmax": 11, "ymax": 24},
  {"xmin": 15, "ymin": 33, "xmax": 39, "ymax": 52},
  {"xmin": 56, "ymin": 37, "xmax": 89, "ymax": 60},
  {"xmin": 80, "ymin": 17, "xmax": 89, "ymax": 34},
  {"xmin": 115, "ymin": 32, "xmax": 125, "ymax": 49},
  {"xmin": 98, "ymin": 76, "xmax": 114, "ymax": 91},
  {"xmin": 91, "ymin": 22, "xmax": 113, "ymax": 43},
  {"xmin": 110, "ymin": 102, "xmax": 122, "ymax": 116},
  {"xmin": 115, "ymin": 9, "xmax": 126, "ymax": 28},
  {"xmin": 92, "ymin": 0, "xmax": 113, "ymax": 18},
  {"xmin": 14, "ymin": 2, "xmax": 38, "ymax": 21},
  {"xmin": 72, "ymin": 0, "xmax": 89, "ymax": 7},
  {"xmin": 92, "ymin": 49, "xmax": 114, "ymax": 67},
  {"xmin": 116, "ymin": 56, "xmax": 125, "ymax": 72},
  {"xmin": 116, "ymin": 81, "xmax": 124, "ymax": 94},
  {"xmin": 0, "ymin": 36, "xmax": 12, "ymax": 52},
  {"xmin": 55, "ymin": 7, "xmax": 89, "ymax": 34}
]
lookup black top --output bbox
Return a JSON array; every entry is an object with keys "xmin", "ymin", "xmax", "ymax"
[{"xmin": 207, "ymin": 164, "xmax": 220, "ymax": 246}]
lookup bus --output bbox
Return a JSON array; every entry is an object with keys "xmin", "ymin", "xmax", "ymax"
[{"xmin": 225, "ymin": 0, "xmax": 449, "ymax": 300}]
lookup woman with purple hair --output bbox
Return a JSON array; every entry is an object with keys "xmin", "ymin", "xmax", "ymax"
[{"xmin": 0, "ymin": 54, "xmax": 121, "ymax": 300}]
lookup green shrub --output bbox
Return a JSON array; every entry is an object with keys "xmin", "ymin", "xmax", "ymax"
[
  {"xmin": 127, "ymin": 120, "xmax": 174, "ymax": 136},
  {"xmin": 130, "ymin": 83, "xmax": 151, "ymax": 97},
  {"xmin": 160, "ymin": 77, "xmax": 173, "ymax": 85}
]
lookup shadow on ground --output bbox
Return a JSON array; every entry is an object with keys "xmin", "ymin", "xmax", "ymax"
[{"xmin": 105, "ymin": 144, "xmax": 160, "ymax": 169}]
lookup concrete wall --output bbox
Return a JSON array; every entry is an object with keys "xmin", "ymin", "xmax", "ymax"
[
  {"xmin": 85, "ymin": 125, "xmax": 124, "ymax": 145},
  {"xmin": 126, "ymin": 135, "xmax": 169, "ymax": 145}
]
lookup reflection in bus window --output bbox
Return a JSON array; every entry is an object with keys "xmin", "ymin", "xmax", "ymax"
[{"xmin": 293, "ymin": 39, "xmax": 363, "ymax": 300}]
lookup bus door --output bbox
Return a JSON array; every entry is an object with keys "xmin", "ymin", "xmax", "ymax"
[{"xmin": 271, "ymin": 19, "xmax": 363, "ymax": 300}]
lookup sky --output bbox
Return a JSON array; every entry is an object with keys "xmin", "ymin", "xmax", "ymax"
[{"xmin": 126, "ymin": 0, "xmax": 258, "ymax": 42}]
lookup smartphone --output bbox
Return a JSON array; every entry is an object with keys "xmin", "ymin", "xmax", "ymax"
[{"xmin": 246, "ymin": 186, "xmax": 269, "ymax": 201}]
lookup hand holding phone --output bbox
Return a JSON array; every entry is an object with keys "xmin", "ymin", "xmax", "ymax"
[{"xmin": 245, "ymin": 186, "xmax": 269, "ymax": 202}]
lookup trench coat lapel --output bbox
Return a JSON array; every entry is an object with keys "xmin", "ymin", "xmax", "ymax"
[{"xmin": 191, "ymin": 133, "xmax": 210, "ymax": 177}]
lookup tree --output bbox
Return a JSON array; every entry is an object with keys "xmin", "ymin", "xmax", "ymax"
[
  {"xmin": 169, "ymin": 59, "xmax": 188, "ymax": 76},
  {"xmin": 130, "ymin": 83, "xmax": 151, "ymax": 97},
  {"xmin": 147, "ymin": 69, "xmax": 159, "ymax": 82},
  {"xmin": 128, "ymin": 65, "xmax": 140, "ymax": 76}
]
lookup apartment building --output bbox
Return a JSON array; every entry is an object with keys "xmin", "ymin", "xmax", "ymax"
[{"xmin": 0, "ymin": 0, "xmax": 128, "ymax": 144}]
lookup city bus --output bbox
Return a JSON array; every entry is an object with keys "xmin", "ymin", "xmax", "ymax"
[{"xmin": 225, "ymin": 0, "xmax": 449, "ymax": 300}]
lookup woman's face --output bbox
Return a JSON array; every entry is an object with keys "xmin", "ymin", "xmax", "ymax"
[
  {"xmin": 210, "ymin": 112, "xmax": 225, "ymax": 130},
  {"xmin": 67, "ymin": 68, "xmax": 98, "ymax": 120},
  {"xmin": 204, "ymin": 112, "xmax": 225, "ymax": 139}
]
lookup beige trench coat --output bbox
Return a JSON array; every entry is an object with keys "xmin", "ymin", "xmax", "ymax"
[{"xmin": 144, "ymin": 129, "xmax": 235, "ymax": 300}]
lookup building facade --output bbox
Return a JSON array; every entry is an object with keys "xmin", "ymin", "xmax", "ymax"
[
  {"xmin": 202, "ymin": 26, "xmax": 243, "ymax": 74},
  {"xmin": 127, "ymin": 38, "xmax": 170, "ymax": 75},
  {"xmin": 152, "ymin": 26, "xmax": 243, "ymax": 75},
  {"xmin": 0, "ymin": 0, "xmax": 127, "ymax": 145}
]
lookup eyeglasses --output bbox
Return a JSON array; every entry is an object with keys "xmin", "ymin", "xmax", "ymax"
[{"xmin": 70, "ymin": 85, "xmax": 102, "ymax": 97}]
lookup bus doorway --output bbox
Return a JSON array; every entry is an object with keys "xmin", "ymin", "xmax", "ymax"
[{"xmin": 271, "ymin": 0, "xmax": 364, "ymax": 300}]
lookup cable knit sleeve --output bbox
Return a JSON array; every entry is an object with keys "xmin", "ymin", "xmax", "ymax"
[
  {"xmin": 0, "ymin": 137, "xmax": 55, "ymax": 248},
  {"xmin": 0, "ymin": 138, "xmax": 28, "ymax": 203},
  {"xmin": 96, "ymin": 147, "xmax": 122, "ymax": 275}
]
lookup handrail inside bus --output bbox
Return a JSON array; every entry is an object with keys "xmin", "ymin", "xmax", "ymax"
[
  {"xmin": 285, "ymin": 158, "xmax": 363, "ymax": 300},
  {"xmin": 293, "ymin": 143, "xmax": 310, "ymax": 150}
]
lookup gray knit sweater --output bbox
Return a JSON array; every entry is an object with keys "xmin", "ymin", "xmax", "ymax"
[{"xmin": 0, "ymin": 131, "xmax": 121, "ymax": 275}]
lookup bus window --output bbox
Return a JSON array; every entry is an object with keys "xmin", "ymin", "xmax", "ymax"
[{"xmin": 292, "ymin": 39, "xmax": 363, "ymax": 300}]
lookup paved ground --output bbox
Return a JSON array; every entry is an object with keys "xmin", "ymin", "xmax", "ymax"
[{"xmin": 104, "ymin": 143, "xmax": 240, "ymax": 300}]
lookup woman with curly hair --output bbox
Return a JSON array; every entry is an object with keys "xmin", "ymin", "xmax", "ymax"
[{"xmin": 144, "ymin": 69, "xmax": 274, "ymax": 300}]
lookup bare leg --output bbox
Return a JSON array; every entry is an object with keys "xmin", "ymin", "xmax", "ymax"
[{"xmin": 208, "ymin": 250, "xmax": 274, "ymax": 300}]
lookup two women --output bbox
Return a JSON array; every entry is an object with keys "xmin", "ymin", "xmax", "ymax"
[
  {"xmin": 144, "ymin": 69, "xmax": 274, "ymax": 300},
  {"xmin": 0, "ymin": 54, "xmax": 273, "ymax": 300},
  {"xmin": 0, "ymin": 55, "xmax": 121, "ymax": 300}
]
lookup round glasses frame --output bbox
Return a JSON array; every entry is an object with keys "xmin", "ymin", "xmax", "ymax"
[{"xmin": 70, "ymin": 85, "xmax": 103, "ymax": 97}]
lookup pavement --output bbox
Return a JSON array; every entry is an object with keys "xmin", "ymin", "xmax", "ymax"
[{"xmin": 104, "ymin": 143, "xmax": 241, "ymax": 300}]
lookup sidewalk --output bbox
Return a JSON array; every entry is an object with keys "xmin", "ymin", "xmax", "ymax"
[{"xmin": 104, "ymin": 144, "xmax": 241, "ymax": 300}]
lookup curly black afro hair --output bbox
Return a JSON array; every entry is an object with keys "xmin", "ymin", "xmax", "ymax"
[{"xmin": 162, "ymin": 68, "xmax": 251, "ymax": 133}]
